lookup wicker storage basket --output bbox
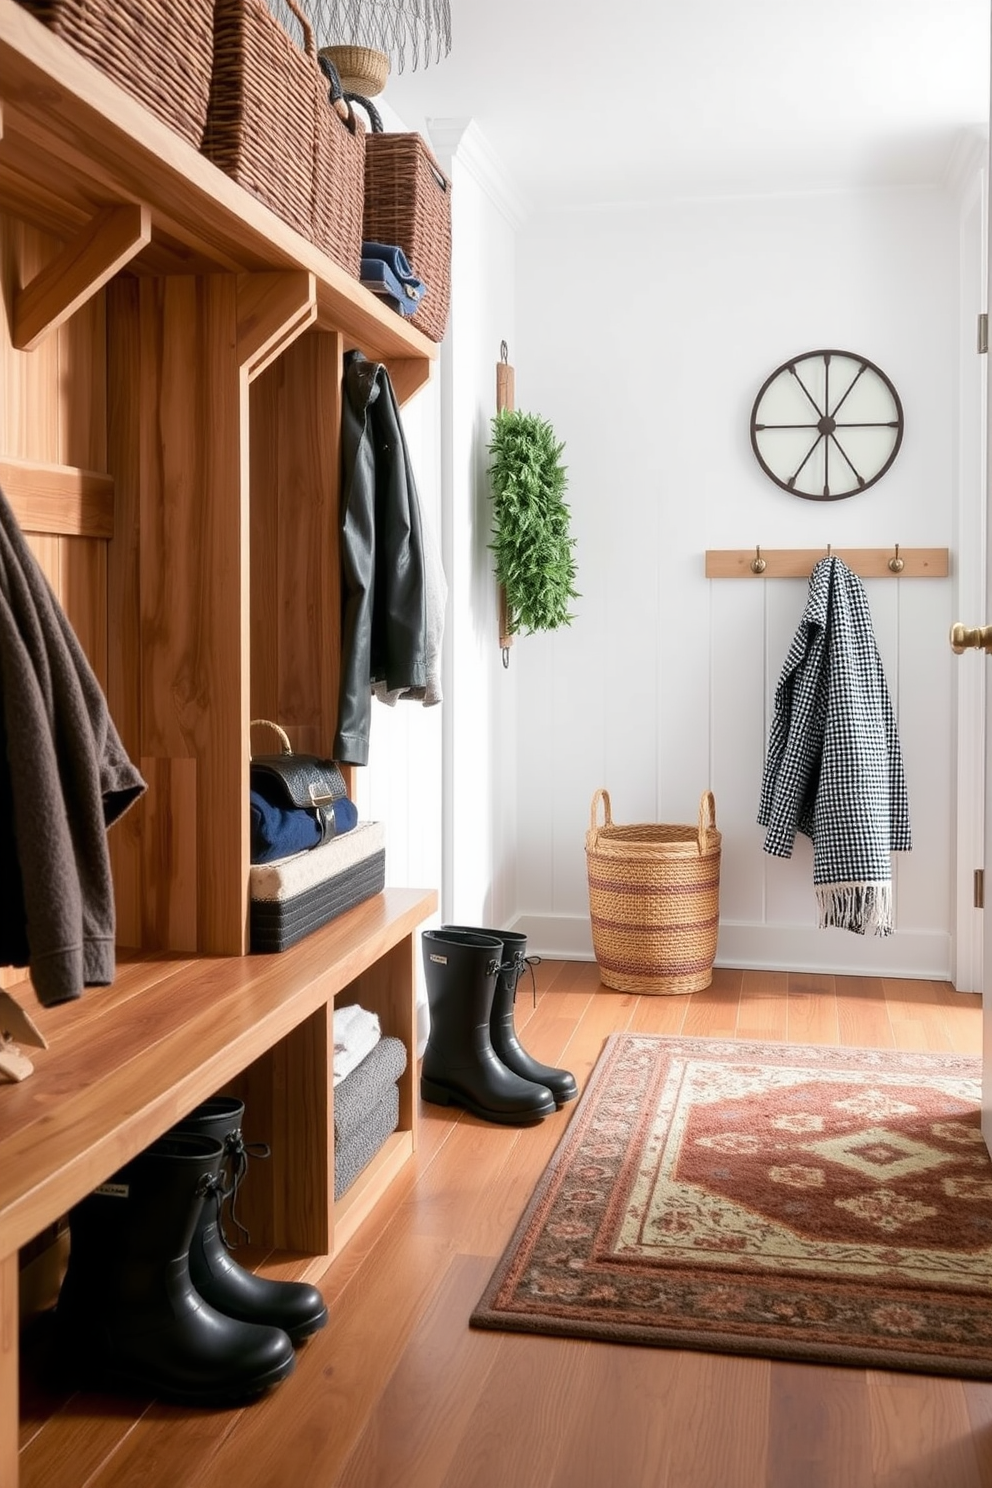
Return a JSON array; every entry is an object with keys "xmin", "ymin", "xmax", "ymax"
[
  {"xmin": 349, "ymin": 95, "xmax": 452, "ymax": 342},
  {"xmin": 203, "ymin": 0, "xmax": 365, "ymax": 274},
  {"xmin": 585, "ymin": 789, "xmax": 721, "ymax": 995},
  {"xmin": 17, "ymin": 0, "xmax": 214, "ymax": 147}
]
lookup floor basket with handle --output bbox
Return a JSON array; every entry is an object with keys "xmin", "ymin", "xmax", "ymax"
[{"xmin": 585, "ymin": 789, "xmax": 721, "ymax": 995}]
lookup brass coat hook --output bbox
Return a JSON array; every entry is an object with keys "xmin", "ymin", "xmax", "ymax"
[
  {"xmin": 750, "ymin": 544, "xmax": 767, "ymax": 574},
  {"xmin": 888, "ymin": 543, "xmax": 905, "ymax": 573}
]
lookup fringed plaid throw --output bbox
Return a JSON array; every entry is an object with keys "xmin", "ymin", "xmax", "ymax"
[{"xmin": 757, "ymin": 556, "xmax": 911, "ymax": 936}]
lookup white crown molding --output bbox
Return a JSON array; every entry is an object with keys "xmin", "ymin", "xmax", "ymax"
[{"xmin": 425, "ymin": 117, "xmax": 530, "ymax": 230}]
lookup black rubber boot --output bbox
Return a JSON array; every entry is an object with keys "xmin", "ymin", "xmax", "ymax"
[
  {"xmin": 172, "ymin": 1096, "xmax": 328, "ymax": 1345},
  {"xmin": 442, "ymin": 924, "xmax": 578, "ymax": 1107},
  {"xmin": 421, "ymin": 928, "xmax": 556, "ymax": 1124},
  {"xmin": 54, "ymin": 1132, "xmax": 296, "ymax": 1405}
]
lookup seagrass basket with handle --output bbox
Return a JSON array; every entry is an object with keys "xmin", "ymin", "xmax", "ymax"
[
  {"xmin": 345, "ymin": 91, "xmax": 452, "ymax": 342},
  {"xmin": 202, "ymin": 0, "xmax": 365, "ymax": 273},
  {"xmin": 585, "ymin": 789, "xmax": 721, "ymax": 994},
  {"xmin": 16, "ymin": 0, "xmax": 215, "ymax": 147}
]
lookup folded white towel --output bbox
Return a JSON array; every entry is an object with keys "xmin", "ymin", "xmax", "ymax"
[{"xmin": 333, "ymin": 1004, "xmax": 381, "ymax": 1085}]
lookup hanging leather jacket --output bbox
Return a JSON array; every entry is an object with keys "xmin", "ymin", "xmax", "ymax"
[{"xmin": 334, "ymin": 351, "xmax": 428, "ymax": 766}]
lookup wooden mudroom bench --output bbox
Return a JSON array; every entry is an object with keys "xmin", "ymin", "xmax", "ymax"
[
  {"xmin": 2, "ymin": 885, "xmax": 436, "ymax": 1487},
  {"xmin": 0, "ymin": 4, "xmax": 443, "ymax": 1481}
]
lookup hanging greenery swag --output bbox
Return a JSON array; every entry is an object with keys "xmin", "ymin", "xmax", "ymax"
[{"xmin": 487, "ymin": 408, "xmax": 579, "ymax": 636}]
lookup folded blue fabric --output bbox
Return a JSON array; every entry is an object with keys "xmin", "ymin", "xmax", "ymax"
[
  {"xmin": 250, "ymin": 789, "xmax": 358, "ymax": 864},
  {"xmin": 362, "ymin": 240, "xmax": 422, "ymax": 289},
  {"xmin": 361, "ymin": 241, "xmax": 427, "ymax": 318},
  {"xmin": 360, "ymin": 258, "xmax": 422, "ymax": 316}
]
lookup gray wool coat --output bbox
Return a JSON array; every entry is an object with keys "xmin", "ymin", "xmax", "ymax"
[{"xmin": 0, "ymin": 485, "xmax": 146, "ymax": 1005}]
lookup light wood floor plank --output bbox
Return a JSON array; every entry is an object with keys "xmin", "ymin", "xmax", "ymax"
[
  {"xmin": 737, "ymin": 968, "xmax": 790, "ymax": 1042},
  {"xmin": 933, "ymin": 984, "xmax": 983, "ymax": 1055},
  {"xmin": 629, "ymin": 989, "xmax": 690, "ymax": 1035},
  {"xmin": 333, "ymin": 1253, "xmax": 499, "ymax": 1488},
  {"xmin": 766, "ymin": 1360, "xmax": 873, "ymax": 1488},
  {"xmin": 21, "ymin": 1390, "xmax": 149, "ymax": 1488},
  {"xmin": 658, "ymin": 1352, "xmax": 771, "ymax": 1488},
  {"xmin": 787, "ymin": 972, "xmax": 840, "ymax": 1047},
  {"xmin": 681, "ymin": 967, "xmax": 741, "ymax": 1040},
  {"xmin": 837, "ymin": 976, "xmax": 896, "ymax": 1050},
  {"xmin": 435, "ymin": 1333, "xmax": 597, "ymax": 1488},
  {"xmin": 867, "ymin": 1372, "xmax": 986, "ymax": 1488},
  {"xmin": 961, "ymin": 1382, "xmax": 992, "ymax": 1486},
  {"xmin": 546, "ymin": 1340, "xmax": 689, "ymax": 1488},
  {"xmin": 884, "ymin": 978, "xmax": 958, "ymax": 1052}
]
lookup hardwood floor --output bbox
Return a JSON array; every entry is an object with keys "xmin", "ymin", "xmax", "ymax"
[{"xmin": 18, "ymin": 963, "xmax": 992, "ymax": 1488}]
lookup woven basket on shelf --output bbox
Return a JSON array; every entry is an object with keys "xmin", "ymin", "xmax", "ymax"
[
  {"xmin": 320, "ymin": 43, "xmax": 389, "ymax": 96},
  {"xmin": 585, "ymin": 789, "xmax": 721, "ymax": 995},
  {"xmin": 203, "ymin": 0, "xmax": 365, "ymax": 274},
  {"xmin": 348, "ymin": 94, "xmax": 452, "ymax": 342},
  {"xmin": 17, "ymin": 0, "xmax": 215, "ymax": 147}
]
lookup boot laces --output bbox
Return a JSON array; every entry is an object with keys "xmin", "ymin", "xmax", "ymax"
[
  {"xmin": 196, "ymin": 1171, "xmax": 224, "ymax": 1203},
  {"xmin": 217, "ymin": 1127, "xmax": 271, "ymax": 1249},
  {"xmin": 500, "ymin": 949, "xmax": 542, "ymax": 1008}
]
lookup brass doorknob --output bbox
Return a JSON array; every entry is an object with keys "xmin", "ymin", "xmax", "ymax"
[{"xmin": 950, "ymin": 622, "xmax": 992, "ymax": 654}]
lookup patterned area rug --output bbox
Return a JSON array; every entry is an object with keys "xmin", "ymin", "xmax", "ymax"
[{"xmin": 470, "ymin": 1034, "xmax": 992, "ymax": 1376}]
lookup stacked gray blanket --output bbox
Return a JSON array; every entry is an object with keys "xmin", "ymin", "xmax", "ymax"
[{"xmin": 334, "ymin": 1034, "xmax": 408, "ymax": 1200}]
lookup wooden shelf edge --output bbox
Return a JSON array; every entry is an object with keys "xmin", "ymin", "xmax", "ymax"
[{"xmin": 0, "ymin": 1, "xmax": 437, "ymax": 371}]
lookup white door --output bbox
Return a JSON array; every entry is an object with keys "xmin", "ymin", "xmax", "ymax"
[
  {"xmin": 969, "ymin": 165, "xmax": 992, "ymax": 1144},
  {"xmin": 948, "ymin": 146, "xmax": 989, "ymax": 1142}
]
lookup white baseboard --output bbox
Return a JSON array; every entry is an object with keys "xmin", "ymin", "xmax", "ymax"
[
  {"xmin": 509, "ymin": 914, "xmax": 595, "ymax": 960},
  {"xmin": 508, "ymin": 914, "xmax": 954, "ymax": 984},
  {"xmin": 714, "ymin": 922, "xmax": 953, "ymax": 983}
]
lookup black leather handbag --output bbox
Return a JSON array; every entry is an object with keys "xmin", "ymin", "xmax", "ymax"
[{"xmin": 250, "ymin": 720, "xmax": 347, "ymax": 843}]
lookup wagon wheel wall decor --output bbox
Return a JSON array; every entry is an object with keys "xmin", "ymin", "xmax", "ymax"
[{"xmin": 750, "ymin": 349, "xmax": 904, "ymax": 501}]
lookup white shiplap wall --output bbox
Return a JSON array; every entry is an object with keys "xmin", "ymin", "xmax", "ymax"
[{"xmin": 511, "ymin": 182, "xmax": 970, "ymax": 979}]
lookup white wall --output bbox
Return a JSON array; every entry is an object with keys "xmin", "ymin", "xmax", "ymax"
[
  {"xmin": 427, "ymin": 119, "xmax": 524, "ymax": 932},
  {"xmin": 511, "ymin": 183, "xmax": 971, "ymax": 979}
]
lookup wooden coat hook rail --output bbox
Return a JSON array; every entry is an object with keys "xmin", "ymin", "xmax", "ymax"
[{"xmin": 705, "ymin": 545, "xmax": 949, "ymax": 580}]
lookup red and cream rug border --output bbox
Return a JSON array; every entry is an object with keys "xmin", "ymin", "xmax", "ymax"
[{"xmin": 470, "ymin": 1034, "xmax": 992, "ymax": 1377}]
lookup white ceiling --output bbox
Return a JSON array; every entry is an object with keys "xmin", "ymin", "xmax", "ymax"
[{"xmin": 380, "ymin": 0, "xmax": 991, "ymax": 212}]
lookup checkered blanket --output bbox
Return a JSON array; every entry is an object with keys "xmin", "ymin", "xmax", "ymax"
[{"xmin": 757, "ymin": 557, "xmax": 911, "ymax": 936}]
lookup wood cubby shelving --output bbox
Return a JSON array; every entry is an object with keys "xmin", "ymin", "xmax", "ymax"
[{"xmin": 0, "ymin": 6, "xmax": 438, "ymax": 1483}]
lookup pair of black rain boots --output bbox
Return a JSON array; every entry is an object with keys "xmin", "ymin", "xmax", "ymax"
[
  {"xmin": 421, "ymin": 925, "xmax": 578, "ymax": 1125},
  {"xmin": 54, "ymin": 1097, "xmax": 327, "ymax": 1406}
]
